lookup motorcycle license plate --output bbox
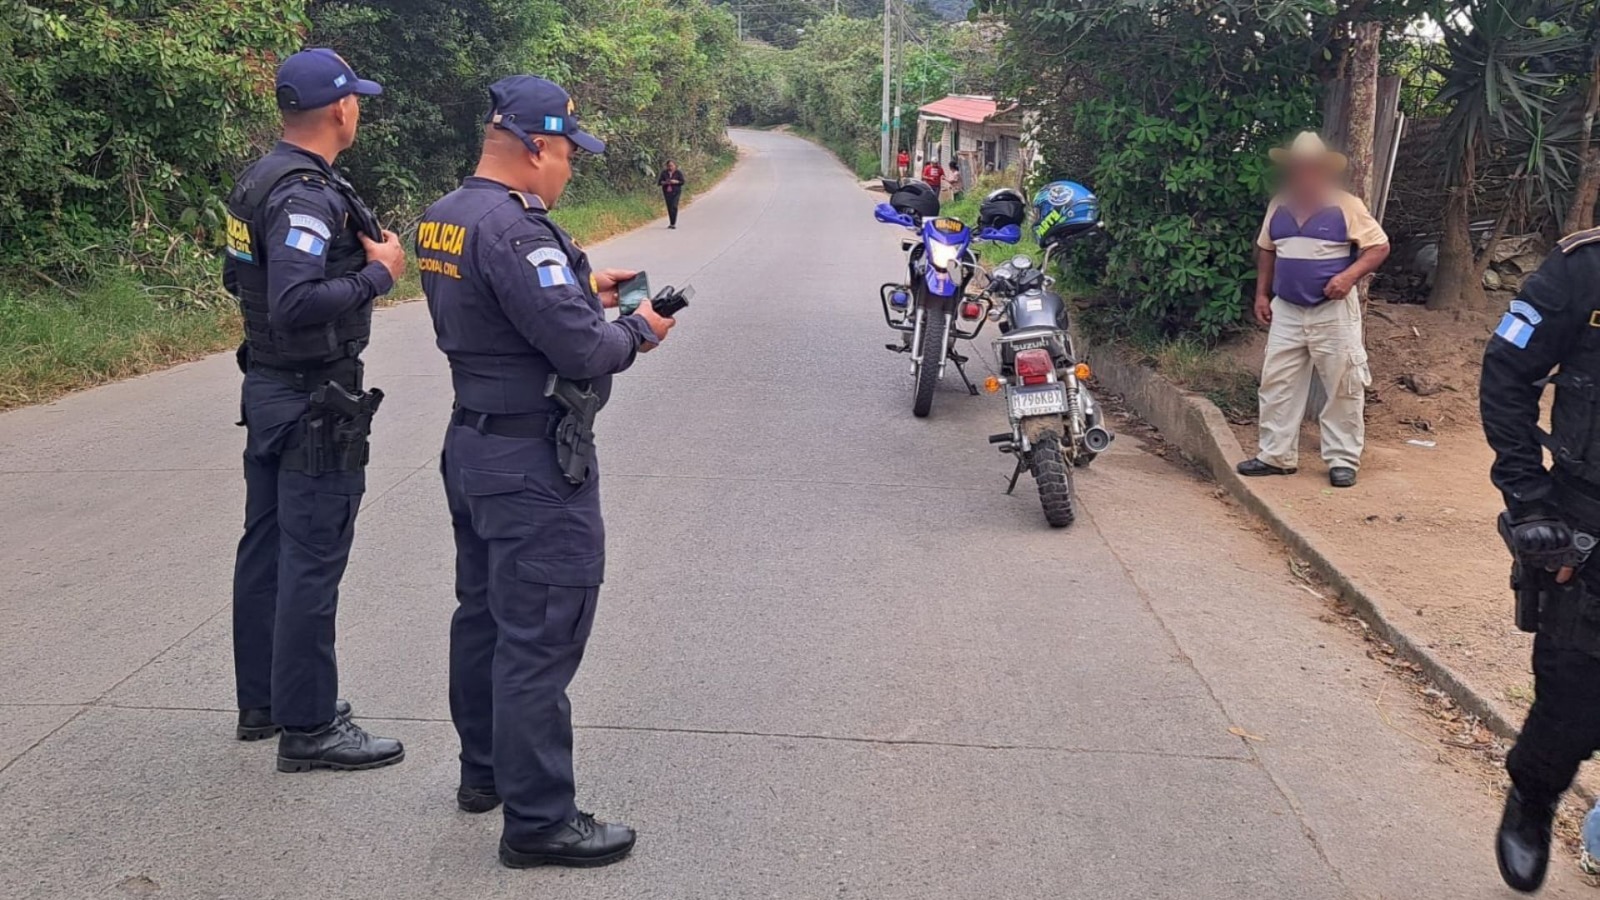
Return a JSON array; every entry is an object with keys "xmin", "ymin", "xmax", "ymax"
[{"xmin": 1009, "ymin": 384, "xmax": 1066, "ymax": 418}]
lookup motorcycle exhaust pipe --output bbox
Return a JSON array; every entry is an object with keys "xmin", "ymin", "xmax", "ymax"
[{"xmin": 1083, "ymin": 425, "xmax": 1113, "ymax": 454}]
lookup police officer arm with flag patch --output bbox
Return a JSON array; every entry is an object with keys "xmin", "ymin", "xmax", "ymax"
[
  {"xmin": 1482, "ymin": 242, "xmax": 1591, "ymax": 526},
  {"xmin": 262, "ymin": 179, "xmax": 403, "ymax": 330}
]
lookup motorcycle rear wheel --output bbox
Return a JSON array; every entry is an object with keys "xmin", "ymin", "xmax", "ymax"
[
  {"xmin": 912, "ymin": 311, "xmax": 946, "ymax": 418},
  {"xmin": 1031, "ymin": 433, "xmax": 1076, "ymax": 528}
]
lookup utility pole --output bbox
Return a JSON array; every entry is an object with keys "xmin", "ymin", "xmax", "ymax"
[
  {"xmin": 890, "ymin": 0, "xmax": 904, "ymax": 165},
  {"xmin": 879, "ymin": 0, "xmax": 893, "ymax": 176}
]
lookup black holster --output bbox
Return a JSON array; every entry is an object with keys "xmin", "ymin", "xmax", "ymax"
[
  {"xmin": 282, "ymin": 382, "xmax": 384, "ymax": 476},
  {"xmin": 544, "ymin": 375, "xmax": 601, "ymax": 485}
]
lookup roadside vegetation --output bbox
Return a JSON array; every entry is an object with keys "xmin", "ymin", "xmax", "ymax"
[{"xmin": 0, "ymin": 0, "xmax": 739, "ymax": 409}]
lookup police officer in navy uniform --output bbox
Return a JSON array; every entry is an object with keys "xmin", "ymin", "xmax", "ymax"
[
  {"xmin": 418, "ymin": 75, "xmax": 674, "ymax": 867},
  {"xmin": 224, "ymin": 48, "xmax": 407, "ymax": 772},
  {"xmin": 1483, "ymin": 226, "xmax": 1600, "ymax": 892}
]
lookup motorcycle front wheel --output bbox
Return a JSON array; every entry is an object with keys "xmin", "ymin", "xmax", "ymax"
[
  {"xmin": 912, "ymin": 310, "xmax": 945, "ymax": 418},
  {"xmin": 1031, "ymin": 433, "xmax": 1076, "ymax": 528}
]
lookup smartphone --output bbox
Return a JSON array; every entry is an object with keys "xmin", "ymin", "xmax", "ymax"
[{"xmin": 617, "ymin": 272, "xmax": 651, "ymax": 314}]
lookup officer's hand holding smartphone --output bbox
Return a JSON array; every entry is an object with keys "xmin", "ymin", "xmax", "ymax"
[
  {"xmin": 361, "ymin": 229, "xmax": 407, "ymax": 281},
  {"xmin": 593, "ymin": 268, "xmax": 638, "ymax": 309},
  {"xmin": 635, "ymin": 298, "xmax": 676, "ymax": 351}
]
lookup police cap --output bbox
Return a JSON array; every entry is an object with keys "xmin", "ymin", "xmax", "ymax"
[
  {"xmin": 485, "ymin": 75, "xmax": 606, "ymax": 156},
  {"xmin": 276, "ymin": 48, "xmax": 383, "ymax": 111}
]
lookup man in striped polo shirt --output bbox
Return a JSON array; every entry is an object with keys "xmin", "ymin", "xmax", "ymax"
[{"xmin": 1236, "ymin": 131, "xmax": 1390, "ymax": 488}]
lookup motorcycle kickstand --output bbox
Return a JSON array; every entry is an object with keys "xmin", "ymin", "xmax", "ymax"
[
  {"xmin": 1004, "ymin": 457, "xmax": 1026, "ymax": 495},
  {"xmin": 948, "ymin": 350, "xmax": 979, "ymax": 396}
]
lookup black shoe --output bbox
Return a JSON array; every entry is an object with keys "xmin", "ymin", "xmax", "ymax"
[
  {"xmin": 458, "ymin": 784, "xmax": 502, "ymax": 814},
  {"xmin": 499, "ymin": 813, "xmax": 636, "ymax": 869},
  {"xmin": 1497, "ymin": 787, "xmax": 1556, "ymax": 893},
  {"xmin": 1236, "ymin": 458, "xmax": 1296, "ymax": 477},
  {"xmin": 238, "ymin": 699, "xmax": 352, "ymax": 741},
  {"xmin": 1329, "ymin": 466, "xmax": 1357, "ymax": 488},
  {"xmin": 668, "ymin": 224, "xmax": 676, "ymax": 229},
  {"xmin": 276, "ymin": 716, "xmax": 404, "ymax": 773}
]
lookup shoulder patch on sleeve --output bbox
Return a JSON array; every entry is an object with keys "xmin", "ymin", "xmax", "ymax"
[
  {"xmin": 525, "ymin": 247, "xmax": 567, "ymax": 267},
  {"xmin": 1509, "ymin": 299, "xmax": 1543, "ymax": 325},
  {"xmin": 287, "ymin": 214, "xmax": 331, "ymax": 240},
  {"xmin": 1495, "ymin": 312, "xmax": 1535, "ymax": 348},
  {"xmin": 1559, "ymin": 226, "xmax": 1600, "ymax": 254}
]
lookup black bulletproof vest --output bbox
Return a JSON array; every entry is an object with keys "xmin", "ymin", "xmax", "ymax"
[
  {"xmin": 1549, "ymin": 348, "xmax": 1600, "ymax": 489},
  {"xmin": 223, "ymin": 151, "xmax": 377, "ymax": 369}
]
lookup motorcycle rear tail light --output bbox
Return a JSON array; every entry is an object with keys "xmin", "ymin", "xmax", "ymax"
[
  {"xmin": 1015, "ymin": 348, "xmax": 1052, "ymax": 386},
  {"xmin": 961, "ymin": 301, "xmax": 982, "ymax": 319}
]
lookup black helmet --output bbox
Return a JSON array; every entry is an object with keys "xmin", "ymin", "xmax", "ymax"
[
  {"xmin": 978, "ymin": 188, "xmax": 1026, "ymax": 230},
  {"xmin": 890, "ymin": 180, "xmax": 940, "ymax": 219}
]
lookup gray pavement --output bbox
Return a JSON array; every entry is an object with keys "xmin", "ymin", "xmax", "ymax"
[{"xmin": 0, "ymin": 129, "xmax": 1566, "ymax": 898}]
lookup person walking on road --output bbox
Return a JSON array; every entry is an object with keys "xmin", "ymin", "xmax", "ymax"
[
  {"xmin": 658, "ymin": 159, "xmax": 685, "ymax": 229},
  {"xmin": 1235, "ymin": 131, "xmax": 1388, "ymax": 489},
  {"xmin": 1481, "ymin": 224, "xmax": 1600, "ymax": 893},
  {"xmin": 223, "ymin": 48, "xmax": 407, "ymax": 771},
  {"xmin": 417, "ymin": 75, "xmax": 676, "ymax": 869}
]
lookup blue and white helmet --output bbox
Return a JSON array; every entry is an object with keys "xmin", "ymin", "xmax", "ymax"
[{"xmin": 1031, "ymin": 180, "xmax": 1099, "ymax": 248}]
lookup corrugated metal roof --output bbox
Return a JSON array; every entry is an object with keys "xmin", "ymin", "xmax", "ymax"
[{"xmin": 918, "ymin": 95, "xmax": 999, "ymax": 125}]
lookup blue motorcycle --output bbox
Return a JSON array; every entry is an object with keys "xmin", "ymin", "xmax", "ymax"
[{"xmin": 875, "ymin": 180, "xmax": 1020, "ymax": 418}]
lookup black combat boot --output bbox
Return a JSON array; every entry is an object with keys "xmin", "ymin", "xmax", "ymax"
[
  {"xmin": 1497, "ymin": 786, "xmax": 1557, "ymax": 893},
  {"xmin": 237, "ymin": 698, "xmax": 353, "ymax": 741},
  {"xmin": 457, "ymin": 784, "xmax": 502, "ymax": 814},
  {"xmin": 276, "ymin": 716, "xmax": 404, "ymax": 772},
  {"xmin": 498, "ymin": 812, "xmax": 636, "ymax": 868}
]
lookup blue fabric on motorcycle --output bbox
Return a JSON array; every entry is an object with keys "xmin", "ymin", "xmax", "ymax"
[{"xmin": 1032, "ymin": 181, "xmax": 1099, "ymax": 248}]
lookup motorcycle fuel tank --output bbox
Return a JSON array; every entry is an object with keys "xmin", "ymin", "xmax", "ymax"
[{"xmin": 1010, "ymin": 288, "xmax": 1067, "ymax": 332}]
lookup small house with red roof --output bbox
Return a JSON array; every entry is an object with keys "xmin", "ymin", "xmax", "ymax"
[{"xmin": 912, "ymin": 94, "xmax": 1031, "ymax": 181}]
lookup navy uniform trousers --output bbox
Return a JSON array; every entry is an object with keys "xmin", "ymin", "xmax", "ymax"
[
  {"xmin": 442, "ymin": 419, "xmax": 603, "ymax": 844},
  {"xmin": 232, "ymin": 371, "xmax": 365, "ymax": 728},
  {"xmin": 1507, "ymin": 572, "xmax": 1600, "ymax": 803}
]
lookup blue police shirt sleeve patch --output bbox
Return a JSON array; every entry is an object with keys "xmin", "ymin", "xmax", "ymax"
[
  {"xmin": 287, "ymin": 214, "xmax": 331, "ymax": 240},
  {"xmin": 1508, "ymin": 299, "xmax": 1543, "ymax": 325},
  {"xmin": 536, "ymin": 263, "xmax": 577, "ymax": 288},
  {"xmin": 1495, "ymin": 311, "xmax": 1535, "ymax": 348},
  {"xmin": 525, "ymin": 247, "xmax": 567, "ymax": 267},
  {"xmin": 285, "ymin": 228, "xmax": 327, "ymax": 257}
]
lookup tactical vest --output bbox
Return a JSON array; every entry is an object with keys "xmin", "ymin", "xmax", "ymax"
[
  {"xmin": 1545, "ymin": 228, "xmax": 1600, "ymax": 493},
  {"xmin": 223, "ymin": 152, "xmax": 377, "ymax": 370}
]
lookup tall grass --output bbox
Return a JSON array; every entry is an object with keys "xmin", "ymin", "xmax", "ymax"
[{"xmin": 0, "ymin": 148, "xmax": 740, "ymax": 410}]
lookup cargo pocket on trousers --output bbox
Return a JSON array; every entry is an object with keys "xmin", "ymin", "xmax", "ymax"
[
  {"xmin": 513, "ymin": 580, "xmax": 599, "ymax": 645},
  {"xmin": 461, "ymin": 467, "xmax": 536, "ymax": 540},
  {"xmin": 282, "ymin": 489, "xmax": 361, "ymax": 547},
  {"xmin": 1340, "ymin": 349, "xmax": 1372, "ymax": 399}
]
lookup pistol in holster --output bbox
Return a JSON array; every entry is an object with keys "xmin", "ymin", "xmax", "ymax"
[
  {"xmin": 544, "ymin": 374, "xmax": 600, "ymax": 485},
  {"xmin": 288, "ymin": 381, "xmax": 384, "ymax": 476},
  {"xmin": 1498, "ymin": 511, "xmax": 1600, "ymax": 633}
]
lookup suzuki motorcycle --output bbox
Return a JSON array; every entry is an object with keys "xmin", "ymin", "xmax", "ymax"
[
  {"xmin": 982, "ymin": 181, "xmax": 1110, "ymax": 528},
  {"xmin": 874, "ymin": 180, "xmax": 1019, "ymax": 417}
]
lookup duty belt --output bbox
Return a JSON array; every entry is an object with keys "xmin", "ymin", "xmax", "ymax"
[
  {"xmin": 250, "ymin": 358, "xmax": 362, "ymax": 393},
  {"xmin": 450, "ymin": 406, "xmax": 560, "ymax": 440}
]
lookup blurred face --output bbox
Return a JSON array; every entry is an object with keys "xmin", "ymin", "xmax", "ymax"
[
  {"xmin": 526, "ymin": 135, "xmax": 576, "ymax": 206},
  {"xmin": 1284, "ymin": 158, "xmax": 1330, "ymax": 200}
]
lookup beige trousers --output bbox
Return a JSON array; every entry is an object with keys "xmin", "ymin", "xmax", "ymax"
[{"xmin": 1254, "ymin": 293, "xmax": 1370, "ymax": 471}]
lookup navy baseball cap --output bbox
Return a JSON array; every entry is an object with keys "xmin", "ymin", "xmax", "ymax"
[
  {"xmin": 485, "ymin": 75, "xmax": 605, "ymax": 155},
  {"xmin": 276, "ymin": 48, "xmax": 382, "ymax": 111}
]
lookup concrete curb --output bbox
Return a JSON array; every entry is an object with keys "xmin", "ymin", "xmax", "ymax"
[{"xmin": 1075, "ymin": 326, "xmax": 1524, "ymax": 741}]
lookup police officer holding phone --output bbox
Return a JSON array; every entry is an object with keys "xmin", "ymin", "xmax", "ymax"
[
  {"xmin": 417, "ymin": 75, "xmax": 674, "ymax": 869},
  {"xmin": 224, "ymin": 48, "xmax": 406, "ymax": 771},
  {"xmin": 1483, "ymin": 227, "xmax": 1600, "ymax": 893}
]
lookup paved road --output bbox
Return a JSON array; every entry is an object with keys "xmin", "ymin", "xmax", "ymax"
[{"xmin": 0, "ymin": 129, "xmax": 1572, "ymax": 899}]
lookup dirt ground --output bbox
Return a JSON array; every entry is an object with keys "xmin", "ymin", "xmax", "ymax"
[{"xmin": 1221, "ymin": 297, "xmax": 1544, "ymax": 722}]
